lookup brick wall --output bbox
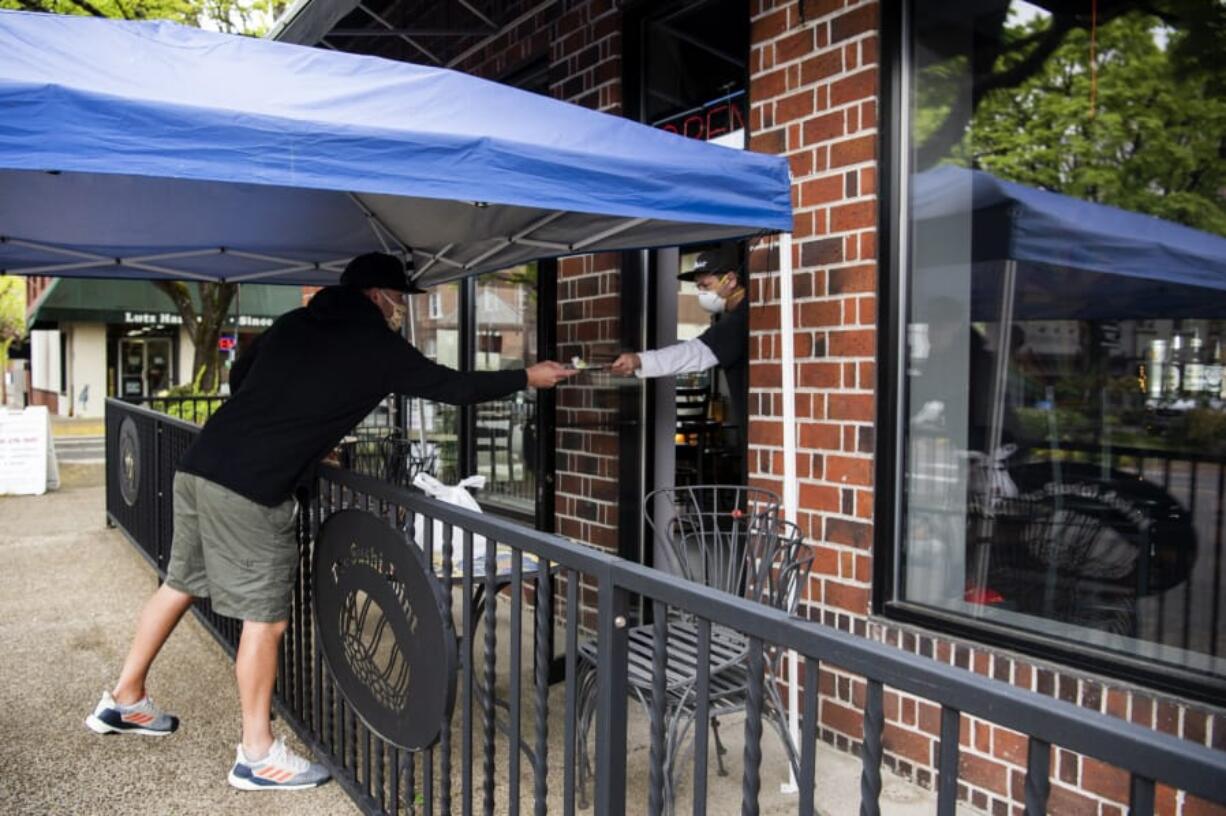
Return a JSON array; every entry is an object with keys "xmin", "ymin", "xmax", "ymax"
[
  {"xmin": 745, "ymin": 1, "xmax": 1225, "ymax": 814},
  {"xmin": 455, "ymin": 0, "xmax": 626, "ymax": 571},
  {"xmin": 352, "ymin": 1, "xmax": 1226, "ymax": 811},
  {"xmin": 746, "ymin": 0, "xmax": 878, "ymax": 630},
  {"xmin": 25, "ymin": 275, "xmax": 53, "ymax": 316}
]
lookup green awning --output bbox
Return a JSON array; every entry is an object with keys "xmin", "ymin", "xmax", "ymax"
[{"xmin": 27, "ymin": 278, "xmax": 303, "ymax": 330}]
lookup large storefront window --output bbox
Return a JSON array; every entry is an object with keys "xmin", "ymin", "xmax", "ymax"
[
  {"xmin": 893, "ymin": 1, "xmax": 1226, "ymax": 693},
  {"xmin": 473, "ymin": 265, "xmax": 538, "ymax": 514},
  {"xmin": 407, "ymin": 281, "xmax": 460, "ymax": 482}
]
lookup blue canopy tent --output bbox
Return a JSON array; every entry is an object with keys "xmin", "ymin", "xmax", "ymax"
[
  {"xmin": 912, "ymin": 166, "xmax": 1226, "ymax": 320},
  {"xmin": 0, "ymin": 8, "xmax": 809, "ymax": 767},
  {"xmin": 911, "ymin": 165, "xmax": 1226, "ymax": 457},
  {"xmin": 0, "ymin": 10, "xmax": 791, "ymax": 286}
]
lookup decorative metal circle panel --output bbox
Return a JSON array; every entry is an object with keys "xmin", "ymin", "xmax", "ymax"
[
  {"xmin": 118, "ymin": 417, "xmax": 140, "ymax": 507},
  {"xmin": 313, "ymin": 509, "xmax": 456, "ymax": 751}
]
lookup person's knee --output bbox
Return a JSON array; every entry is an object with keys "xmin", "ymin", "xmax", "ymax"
[
  {"xmin": 157, "ymin": 582, "xmax": 196, "ymax": 603},
  {"xmin": 242, "ymin": 619, "xmax": 289, "ymax": 640}
]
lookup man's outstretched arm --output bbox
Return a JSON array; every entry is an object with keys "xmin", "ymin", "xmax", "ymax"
[
  {"xmin": 609, "ymin": 339, "xmax": 719, "ymax": 378},
  {"xmin": 386, "ymin": 339, "xmax": 576, "ymax": 403}
]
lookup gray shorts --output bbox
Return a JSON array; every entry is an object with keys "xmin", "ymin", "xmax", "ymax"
[{"xmin": 165, "ymin": 472, "xmax": 300, "ymax": 623}]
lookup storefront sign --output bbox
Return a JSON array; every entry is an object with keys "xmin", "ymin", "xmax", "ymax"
[
  {"xmin": 0, "ymin": 406, "xmax": 59, "ymax": 496},
  {"xmin": 124, "ymin": 311, "xmax": 183, "ymax": 326},
  {"xmin": 234, "ymin": 315, "xmax": 274, "ymax": 328},
  {"xmin": 313, "ymin": 509, "xmax": 457, "ymax": 751},
  {"xmin": 120, "ymin": 311, "xmax": 276, "ymax": 329},
  {"xmin": 655, "ymin": 94, "xmax": 746, "ymax": 143}
]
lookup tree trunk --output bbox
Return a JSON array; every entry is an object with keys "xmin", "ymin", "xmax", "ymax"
[{"xmin": 153, "ymin": 280, "xmax": 238, "ymax": 393}]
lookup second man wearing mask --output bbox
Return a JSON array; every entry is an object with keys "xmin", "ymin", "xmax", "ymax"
[{"xmin": 610, "ymin": 242, "xmax": 748, "ymax": 443}]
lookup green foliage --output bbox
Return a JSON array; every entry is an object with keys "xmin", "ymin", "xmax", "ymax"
[
  {"xmin": 148, "ymin": 365, "xmax": 223, "ymax": 424},
  {"xmin": 0, "ymin": 0, "xmax": 195, "ymax": 23},
  {"xmin": 0, "ymin": 277, "xmax": 22, "ymax": 346},
  {"xmin": 196, "ymin": 0, "xmax": 284, "ymax": 36},
  {"xmin": 0, "ymin": 277, "xmax": 25, "ymax": 383},
  {"xmin": 0, "ymin": 0, "xmax": 286, "ymax": 35},
  {"xmin": 949, "ymin": 12, "xmax": 1226, "ymax": 237},
  {"xmin": 1181, "ymin": 409, "xmax": 1226, "ymax": 455}
]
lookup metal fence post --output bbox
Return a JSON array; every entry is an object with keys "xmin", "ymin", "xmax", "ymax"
[
  {"xmin": 154, "ymin": 419, "xmax": 164, "ymax": 572},
  {"xmin": 593, "ymin": 570, "xmax": 629, "ymax": 816}
]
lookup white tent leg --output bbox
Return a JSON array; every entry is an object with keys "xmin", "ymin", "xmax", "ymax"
[{"xmin": 778, "ymin": 230, "xmax": 801, "ymax": 795}]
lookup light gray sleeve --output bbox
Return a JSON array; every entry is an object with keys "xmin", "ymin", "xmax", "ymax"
[{"xmin": 634, "ymin": 338, "xmax": 720, "ymax": 378}]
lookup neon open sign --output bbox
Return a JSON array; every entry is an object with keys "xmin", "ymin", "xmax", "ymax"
[{"xmin": 654, "ymin": 91, "xmax": 746, "ymax": 142}]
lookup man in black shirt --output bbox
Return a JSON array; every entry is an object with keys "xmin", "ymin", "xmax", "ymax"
[
  {"xmin": 86, "ymin": 253, "xmax": 575, "ymax": 790},
  {"xmin": 610, "ymin": 243, "xmax": 749, "ymax": 445}
]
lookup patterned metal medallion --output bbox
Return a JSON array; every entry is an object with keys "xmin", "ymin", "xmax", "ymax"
[
  {"xmin": 118, "ymin": 417, "xmax": 140, "ymax": 507},
  {"xmin": 313, "ymin": 509, "xmax": 457, "ymax": 751}
]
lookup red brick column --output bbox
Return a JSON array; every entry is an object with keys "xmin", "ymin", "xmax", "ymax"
[{"xmin": 747, "ymin": 0, "xmax": 879, "ymax": 628}]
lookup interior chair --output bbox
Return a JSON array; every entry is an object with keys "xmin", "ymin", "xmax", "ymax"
[{"xmin": 674, "ymin": 380, "xmax": 713, "ymax": 486}]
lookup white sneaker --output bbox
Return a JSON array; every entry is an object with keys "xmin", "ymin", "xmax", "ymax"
[
  {"xmin": 227, "ymin": 736, "xmax": 331, "ymax": 791},
  {"xmin": 84, "ymin": 690, "xmax": 179, "ymax": 736}
]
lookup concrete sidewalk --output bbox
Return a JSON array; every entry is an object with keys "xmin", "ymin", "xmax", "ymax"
[
  {"xmin": 0, "ymin": 467, "xmax": 356, "ymax": 816},
  {"xmin": 0, "ymin": 465, "xmax": 963, "ymax": 815}
]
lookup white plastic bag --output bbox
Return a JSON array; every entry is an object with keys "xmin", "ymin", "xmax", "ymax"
[{"xmin": 412, "ymin": 473, "xmax": 487, "ymax": 568}]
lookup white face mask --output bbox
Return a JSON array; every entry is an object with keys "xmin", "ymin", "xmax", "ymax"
[
  {"xmin": 379, "ymin": 291, "xmax": 407, "ymax": 332},
  {"xmin": 696, "ymin": 289, "xmax": 726, "ymax": 314}
]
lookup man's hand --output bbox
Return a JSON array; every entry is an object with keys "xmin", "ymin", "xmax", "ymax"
[
  {"xmin": 609, "ymin": 352, "xmax": 641, "ymax": 376},
  {"xmin": 526, "ymin": 361, "xmax": 580, "ymax": 389}
]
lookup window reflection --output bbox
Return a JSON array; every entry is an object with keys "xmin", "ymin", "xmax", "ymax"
[
  {"xmin": 474, "ymin": 265, "xmax": 538, "ymax": 514},
  {"xmin": 408, "ymin": 281, "xmax": 460, "ymax": 482},
  {"xmin": 902, "ymin": 1, "xmax": 1226, "ymax": 680}
]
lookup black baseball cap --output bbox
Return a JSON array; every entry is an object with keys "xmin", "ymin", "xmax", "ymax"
[
  {"xmin": 340, "ymin": 252, "xmax": 423, "ymax": 293},
  {"xmin": 679, "ymin": 242, "xmax": 741, "ymax": 282}
]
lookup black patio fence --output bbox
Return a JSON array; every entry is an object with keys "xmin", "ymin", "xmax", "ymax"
[
  {"xmin": 104, "ymin": 398, "xmax": 1226, "ymax": 816},
  {"xmin": 122, "ymin": 394, "xmax": 227, "ymax": 425}
]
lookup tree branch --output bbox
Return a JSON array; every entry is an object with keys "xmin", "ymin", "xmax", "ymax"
[{"xmin": 63, "ymin": 0, "xmax": 111, "ymax": 18}]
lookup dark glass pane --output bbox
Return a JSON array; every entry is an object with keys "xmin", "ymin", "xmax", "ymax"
[
  {"xmin": 901, "ymin": 1, "xmax": 1226, "ymax": 681},
  {"xmin": 409, "ymin": 281, "xmax": 461, "ymax": 483},
  {"xmin": 474, "ymin": 265, "xmax": 538, "ymax": 513}
]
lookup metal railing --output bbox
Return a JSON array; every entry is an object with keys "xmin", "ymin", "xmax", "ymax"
[
  {"xmin": 1033, "ymin": 441, "xmax": 1226, "ymax": 659},
  {"xmin": 122, "ymin": 394, "xmax": 227, "ymax": 425},
  {"xmin": 475, "ymin": 396, "xmax": 536, "ymax": 507},
  {"xmin": 103, "ymin": 398, "xmax": 1226, "ymax": 815}
]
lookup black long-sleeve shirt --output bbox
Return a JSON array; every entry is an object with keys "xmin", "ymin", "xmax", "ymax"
[
  {"xmin": 179, "ymin": 286, "xmax": 527, "ymax": 505},
  {"xmin": 696, "ymin": 297, "xmax": 748, "ymax": 436}
]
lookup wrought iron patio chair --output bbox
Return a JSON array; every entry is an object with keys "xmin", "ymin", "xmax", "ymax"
[
  {"xmin": 574, "ymin": 485, "xmax": 813, "ymax": 813},
  {"xmin": 337, "ymin": 436, "xmax": 437, "ymax": 490},
  {"xmin": 970, "ymin": 492, "xmax": 1143, "ymax": 635}
]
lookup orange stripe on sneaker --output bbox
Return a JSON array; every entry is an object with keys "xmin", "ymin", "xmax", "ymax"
[
  {"xmin": 256, "ymin": 768, "xmax": 291, "ymax": 783},
  {"xmin": 122, "ymin": 712, "xmax": 153, "ymax": 725}
]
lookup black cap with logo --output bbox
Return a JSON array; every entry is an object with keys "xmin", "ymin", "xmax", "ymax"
[
  {"xmin": 679, "ymin": 242, "xmax": 741, "ymax": 282},
  {"xmin": 340, "ymin": 252, "xmax": 424, "ymax": 293}
]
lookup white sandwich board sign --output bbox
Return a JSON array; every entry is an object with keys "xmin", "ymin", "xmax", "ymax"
[{"xmin": 0, "ymin": 406, "xmax": 59, "ymax": 495}]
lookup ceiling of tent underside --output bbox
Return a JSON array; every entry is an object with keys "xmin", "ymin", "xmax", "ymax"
[{"xmin": 0, "ymin": 169, "xmax": 763, "ymax": 287}]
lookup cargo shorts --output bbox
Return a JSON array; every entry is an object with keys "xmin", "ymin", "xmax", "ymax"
[{"xmin": 165, "ymin": 472, "xmax": 300, "ymax": 623}]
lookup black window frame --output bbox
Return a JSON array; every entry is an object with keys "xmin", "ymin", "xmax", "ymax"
[{"xmin": 873, "ymin": 0, "xmax": 1226, "ymax": 705}]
